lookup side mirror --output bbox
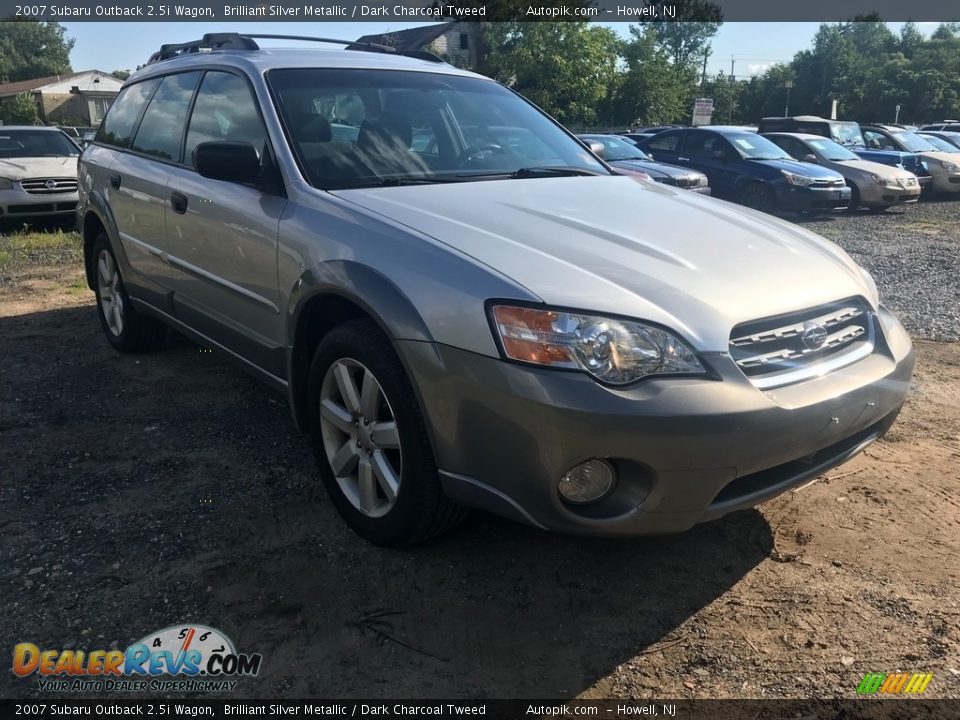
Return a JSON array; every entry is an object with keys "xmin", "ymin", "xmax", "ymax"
[
  {"xmin": 711, "ymin": 149, "xmax": 727, "ymax": 161},
  {"xmin": 193, "ymin": 141, "xmax": 262, "ymax": 182},
  {"xmin": 587, "ymin": 140, "xmax": 606, "ymax": 159},
  {"xmin": 803, "ymin": 154, "xmax": 818, "ymax": 163}
]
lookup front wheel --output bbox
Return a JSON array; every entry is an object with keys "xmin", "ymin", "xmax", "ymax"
[
  {"xmin": 92, "ymin": 234, "xmax": 167, "ymax": 352},
  {"xmin": 846, "ymin": 182, "xmax": 861, "ymax": 211},
  {"xmin": 307, "ymin": 319, "xmax": 465, "ymax": 545},
  {"xmin": 740, "ymin": 182, "xmax": 776, "ymax": 214}
]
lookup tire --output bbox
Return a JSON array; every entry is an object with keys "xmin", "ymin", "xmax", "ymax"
[
  {"xmin": 740, "ymin": 182, "xmax": 776, "ymax": 214},
  {"xmin": 846, "ymin": 182, "xmax": 861, "ymax": 211},
  {"xmin": 92, "ymin": 234, "xmax": 167, "ymax": 353},
  {"xmin": 307, "ymin": 319, "xmax": 465, "ymax": 545}
]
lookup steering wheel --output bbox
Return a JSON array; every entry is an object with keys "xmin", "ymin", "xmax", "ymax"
[{"xmin": 456, "ymin": 144, "xmax": 508, "ymax": 167}]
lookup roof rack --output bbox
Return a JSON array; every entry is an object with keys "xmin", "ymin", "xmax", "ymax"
[{"xmin": 146, "ymin": 32, "xmax": 444, "ymax": 66}]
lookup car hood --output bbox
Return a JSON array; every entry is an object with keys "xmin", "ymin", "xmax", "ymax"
[
  {"xmin": 0, "ymin": 156, "xmax": 78, "ymax": 180},
  {"xmin": 833, "ymin": 158, "xmax": 917, "ymax": 180},
  {"xmin": 753, "ymin": 158, "xmax": 843, "ymax": 178},
  {"xmin": 332, "ymin": 176, "xmax": 873, "ymax": 351},
  {"xmin": 609, "ymin": 159, "xmax": 695, "ymax": 180},
  {"xmin": 919, "ymin": 151, "xmax": 959, "ymax": 166}
]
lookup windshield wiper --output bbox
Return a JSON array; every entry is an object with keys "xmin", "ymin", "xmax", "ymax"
[{"xmin": 457, "ymin": 166, "xmax": 606, "ymax": 179}]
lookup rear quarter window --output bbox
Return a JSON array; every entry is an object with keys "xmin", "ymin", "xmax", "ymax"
[{"xmin": 646, "ymin": 133, "xmax": 680, "ymax": 152}]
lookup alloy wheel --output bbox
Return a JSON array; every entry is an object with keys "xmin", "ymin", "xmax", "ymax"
[
  {"xmin": 318, "ymin": 359, "xmax": 403, "ymax": 518},
  {"xmin": 96, "ymin": 249, "xmax": 124, "ymax": 336}
]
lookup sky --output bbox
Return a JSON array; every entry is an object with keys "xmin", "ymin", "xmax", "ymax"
[{"xmin": 63, "ymin": 21, "xmax": 938, "ymax": 79}]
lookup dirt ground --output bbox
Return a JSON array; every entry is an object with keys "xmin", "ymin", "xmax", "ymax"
[{"xmin": 1, "ymin": 243, "xmax": 958, "ymax": 701}]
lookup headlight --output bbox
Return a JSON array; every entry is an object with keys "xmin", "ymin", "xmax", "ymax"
[
  {"xmin": 0, "ymin": 177, "xmax": 13, "ymax": 190},
  {"xmin": 781, "ymin": 170, "xmax": 815, "ymax": 186},
  {"xmin": 940, "ymin": 160, "xmax": 959, "ymax": 173},
  {"xmin": 490, "ymin": 305, "xmax": 705, "ymax": 385},
  {"xmin": 871, "ymin": 173, "xmax": 898, "ymax": 187}
]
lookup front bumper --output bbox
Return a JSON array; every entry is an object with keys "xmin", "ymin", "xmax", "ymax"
[
  {"xmin": 859, "ymin": 182, "xmax": 922, "ymax": 207},
  {"xmin": 929, "ymin": 170, "xmax": 960, "ymax": 193},
  {"xmin": 0, "ymin": 187, "xmax": 78, "ymax": 219},
  {"xmin": 399, "ymin": 306, "xmax": 913, "ymax": 536},
  {"xmin": 775, "ymin": 183, "xmax": 851, "ymax": 211}
]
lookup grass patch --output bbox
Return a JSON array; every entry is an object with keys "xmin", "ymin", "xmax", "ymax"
[{"xmin": 0, "ymin": 228, "xmax": 82, "ymax": 273}]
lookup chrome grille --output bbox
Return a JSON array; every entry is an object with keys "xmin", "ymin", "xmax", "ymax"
[
  {"xmin": 20, "ymin": 178, "xmax": 78, "ymax": 195},
  {"xmin": 730, "ymin": 299, "xmax": 874, "ymax": 389},
  {"xmin": 812, "ymin": 177, "xmax": 846, "ymax": 187},
  {"xmin": 902, "ymin": 176, "xmax": 919, "ymax": 188}
]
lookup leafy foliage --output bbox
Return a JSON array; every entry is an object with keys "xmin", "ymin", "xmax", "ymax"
[
  {"xmin": 0, "ymin": 21, "xmax": 74, "ymax": 83},
  {"xmin": 482, "ymin": 22, "xmax": 620, "ymax": 126},
  {"xmin": 0, "ymin": 92, "xmax": 39, "ymax": 125}
]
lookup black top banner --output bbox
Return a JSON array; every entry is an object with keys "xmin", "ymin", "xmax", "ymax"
[{"xmin": 1, "ymin": 0, "xmax": 959, "ymax": 22}]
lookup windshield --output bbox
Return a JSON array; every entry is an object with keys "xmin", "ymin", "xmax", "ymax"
[
  {"xmin": 919, "ymin": 134, "xmax": 960, "ymax": 153},
  {"xmin": 892, "ymin": 131, "xmax": 937, "ymax": 152},
  {"xmin": 728, "ymin": 133, "xmax": 790, "ymax": 160},
  {"xmin": 582, "ymin": 135, "xmax": 649, "ymax": 161},
  {"xmin": 830, "ymin": 123, "xmax": 864, "ymax": 148},
  {"xmin": 268, "ymin": 69, "xmax": 608, "ymax": 189},
  {"xmin": 0, "ymin": 130, "xmax": 80, "ymax": 158},
  {"xmin": 807, "ymin": 137, "xmax": 859, "ymax": 161}
]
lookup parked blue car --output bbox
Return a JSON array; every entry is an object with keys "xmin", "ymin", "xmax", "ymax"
[{"xmin": 638, "ymin": 127, "xmax": 851, "ymax": 214}]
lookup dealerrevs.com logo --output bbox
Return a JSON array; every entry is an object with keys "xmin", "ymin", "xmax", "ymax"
[{"xmin": 12, "ymin": 624, "xmax": 262, "ymax": 693}]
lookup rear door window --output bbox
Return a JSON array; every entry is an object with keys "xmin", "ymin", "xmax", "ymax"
[
  {"xmin": 646, "ymin": 132, "xmax": 680, "ymax": 152},
  {"xmin": 96, "ymin": 79, "xmax": 159, "ymax": 149},
  {"xmin": 131, "ymin": 72, "xmax": 201, "ymax": 162}
]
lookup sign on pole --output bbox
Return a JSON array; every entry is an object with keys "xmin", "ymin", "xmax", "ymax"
[{"xmin": 692, "ymin": 97, "xmax": 714, "ymax": 126}]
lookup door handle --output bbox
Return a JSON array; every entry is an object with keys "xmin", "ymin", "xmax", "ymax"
[
  {"xmin": 677, "ymin": 157, "xmax": 690, "ymax": 162},
  {"xmin": 109, "ymin": 174, "xmax": 121, "ymax": 189},
  {"xmin": 170, "ymin": 192, "xmax": 188, "ymax": 214}
]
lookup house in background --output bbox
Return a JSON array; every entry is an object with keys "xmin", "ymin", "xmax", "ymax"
[
  {"xmin": 0, "ymin": 71, "xmax": 123, "ymax": 126},
  {"xmin": 355, "ymin": 21, "xmax": 485, "ymax": 70}
]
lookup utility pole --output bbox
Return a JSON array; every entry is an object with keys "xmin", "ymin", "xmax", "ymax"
[
  {"xmin": 784, "ymin": 80, "xmax": 793, "ymax": 117},
  {"xmin": 700, "ymin": 48, "xmax": 710, "ymax": 92},
  {"xmin": 729, "ymin": 56, "xmax": 736, "ymax": 123}
]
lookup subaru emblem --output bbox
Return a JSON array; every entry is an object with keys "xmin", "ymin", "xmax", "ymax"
[{"xmin": 801, "ymin": 323, "xmax": 828, "ymax": 350}]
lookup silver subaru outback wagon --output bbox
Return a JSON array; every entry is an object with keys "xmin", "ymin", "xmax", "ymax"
[{"xmin": 77, "ymin": 33, "xmax": 914, "ymax": 545}]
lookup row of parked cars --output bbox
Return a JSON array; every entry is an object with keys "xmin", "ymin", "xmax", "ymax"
[{"xmin": 578, "ymin": 116, "xmax": 960, "ymax": 215}]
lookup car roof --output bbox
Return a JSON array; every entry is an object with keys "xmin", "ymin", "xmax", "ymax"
[
  {"xmin": 0, "ymin": 125, "xmax": 64, "ymax": 132},
  {"xmin": 129, "ymin": 46, "xmax": 484, "ymax": 84},
  {"xmin": 763, "ymin": 132, "xmax": 828, "ymax": 141},
  {"xmin": 695, "ymin": 126, "xmax": 758, "ymax": 134}
]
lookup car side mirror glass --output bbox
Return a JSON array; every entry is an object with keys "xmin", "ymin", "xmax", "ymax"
[
  {"xmin": 193, "ymin": 141, "xmax": 262, "ymax": 183},
  {"xmin": 803, "ymin": 154, "xmax": 818, "ymax": 163},
  {"xmin": 712, "ymin": 149, "xmax": 727, "ymax": 161}
]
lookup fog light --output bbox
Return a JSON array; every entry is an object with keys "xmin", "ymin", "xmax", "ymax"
[{"xmin": 558, "ymin": 459, "xmax": 615, "ymax": 504}]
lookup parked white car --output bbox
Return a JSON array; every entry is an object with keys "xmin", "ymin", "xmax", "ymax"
[{"xmin": 0, "ymin": 126, "xmax": 80, "ymax": 224}]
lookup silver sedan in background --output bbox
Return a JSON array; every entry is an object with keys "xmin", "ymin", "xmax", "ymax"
[{"xmin": 763, "ymin": 132, "xmax": 921, "ymax": 212}]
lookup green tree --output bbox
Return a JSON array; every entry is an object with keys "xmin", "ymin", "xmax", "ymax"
[
  {"xmin": 111, "ymin": 69, "xmax": 131, "ymax": 81},
  {"xmin": 481, "ymin": 22, "xmax": 619, "ymax": 127},
  {"xmin": 603, "ymin": 25, "xmax": 691, "ymax": 126},
  {"xmin": 0, "ymin": 91, "xmax": 39, "ymax": 125},
  {"xmin": 642, "ymin": 0, "xmax": 722, "ymax": 68},
  {"xmin": 0, "ymin": 21, "xmax": 74, "ymax": 83}
]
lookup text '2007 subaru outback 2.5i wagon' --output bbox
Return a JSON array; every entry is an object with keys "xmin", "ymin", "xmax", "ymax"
[{"xmin": 77, "ymin": 34, "xmax": 914, "ymax": 545}]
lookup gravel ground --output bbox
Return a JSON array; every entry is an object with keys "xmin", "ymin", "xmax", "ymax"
[{"xmin": 798, "ymin": 198, "xmax": 960, "ymax": 341}]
